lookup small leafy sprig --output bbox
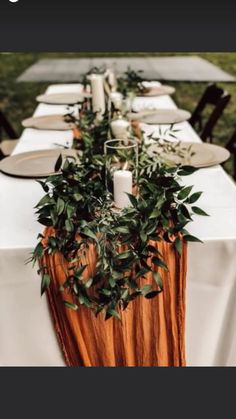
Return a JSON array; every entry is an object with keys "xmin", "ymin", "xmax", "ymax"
[
  {"xmin": 64, "ymin": 108, "xmax": 110, "ymax": 156},
  {"xmin": 140, "ymin": 125, "xmax": 197, "ymax": 167},
  {"xmin": 117, "ymin": 67, "xmax": 144, "ymax": 97}
]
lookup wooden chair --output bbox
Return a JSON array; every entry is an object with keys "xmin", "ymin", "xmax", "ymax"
[
  {"xmin": 225, "ymin": 129, "xmax": 236, "ymax": 181},
  {"xmin": 189, "ymin": 84, "xmax": 231, "ymax": 143},
  {"xmin": 0, "ymin": 110, "xmax": 19, "ymax": 159}
]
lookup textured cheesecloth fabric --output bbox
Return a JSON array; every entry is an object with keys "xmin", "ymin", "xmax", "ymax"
[{"xmin": 42, "ymin": 227, "xmax": 187, "ymax": 367}]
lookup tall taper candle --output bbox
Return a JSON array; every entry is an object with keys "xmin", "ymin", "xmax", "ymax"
[
  {"xmin": 113, "ymin": 170, "xmax": 132, "ymax": 209},
  {"xmin": 108, "ymin": 70, "xmax": 117, "ymax": 91},
  {"xmin": 90, "ymin": 74, "xmax": 106, "ymax": 119},
  {"xmin": 110, "ymin": 91, "xmax": 123, "ymax": 110}
]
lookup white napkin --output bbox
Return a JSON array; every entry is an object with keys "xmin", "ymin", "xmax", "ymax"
[{"xmin": 141, "ymin": 81, "xmax": 161, "ymax": 88}]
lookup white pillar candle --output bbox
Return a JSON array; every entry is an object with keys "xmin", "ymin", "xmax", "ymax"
[
  {"xmin": 85, "ymin": 84, "xmax": 91, "ymax": 94},
  {"xmin": 90, "ymin": 74, "xmax": 106, "ymax": 119},
  {"xmin": 113, "ymin": 170, "xmax": 132, "ymax": 209},
  {"xmin": 110, "ymin": 118, "xmax": 130, "ymax": 139},
  {"xmin": 110, "ymin": 91, "xmax": 123, "ymax": 110}
]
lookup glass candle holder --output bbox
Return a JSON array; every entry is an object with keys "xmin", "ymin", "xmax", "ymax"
[{"xmin": 104, "ymin": 139, "xmax": 138, "ymax": 209}]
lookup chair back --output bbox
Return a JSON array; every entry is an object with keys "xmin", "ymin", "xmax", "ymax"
[
  {"xmin": 189, "ymin": 84, "xmax": 231, "ymax": 142},
  {"xmin": 226, "ymin": 129, "xmax": 236, "ymax": 180}
]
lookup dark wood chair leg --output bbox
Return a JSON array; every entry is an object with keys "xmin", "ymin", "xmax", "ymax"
[
  {"xmin": 0, "ymin": 110, "xmax": 18, "ymax": 140},
  {"xmin": 225, "ymin": 131, "xmax": 236, "ymax": 181}
]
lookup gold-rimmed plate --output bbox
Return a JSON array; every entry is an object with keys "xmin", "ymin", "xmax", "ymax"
[
  {"xmin": 147, "ymin": 141, "xmax": 230, "ymax": 168},
  {"xmin": 0, "ymin": 149, "xmax": 78, "ymax": 178},
  {"xmin": 36, "ymin": 92, "xmax": 90, "ymax": 105},
  {"xmin": 22, "ymin": 114, "xmax": 75, "ymax": 130}
]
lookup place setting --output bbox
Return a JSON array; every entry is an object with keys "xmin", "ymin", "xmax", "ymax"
[
  {"xmin": 136, "ymin": 80, "xmax": 176, "ymax": 97},
  {"xmin": 22, "ymin": 114, "xmax": 77, "ymax": 131},
  {"xmin": 0, "ymin": 148, "xmax": 78, "ymax": 178},
  {"xmin": 36, "ymin": 92, "xmax": 91, "ymax": 105},
  {"xmin": 127, "ymin": 108, "xmax": 191, "ymax": 124},
  {"xmin": 20, "ymin": 83, "xmax": 92, "ymax": 131},
  {"xmin": 146, "ymin": 140, "xmax": 230, "ymax": 168}
]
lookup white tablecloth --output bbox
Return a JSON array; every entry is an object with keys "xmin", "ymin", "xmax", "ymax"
[{"xmin": 0, "ymin": 84, "xmax": 236, "ymax": 366}]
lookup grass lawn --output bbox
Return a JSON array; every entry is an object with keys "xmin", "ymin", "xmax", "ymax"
[{"xmin": 0, "ymin": 52, "xmax": 236, "ymax": 175}]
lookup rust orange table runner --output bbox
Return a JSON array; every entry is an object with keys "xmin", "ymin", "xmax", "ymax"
[{"xmin": 42, "ymin": 227, "xmax": 187, "ymax": 367}]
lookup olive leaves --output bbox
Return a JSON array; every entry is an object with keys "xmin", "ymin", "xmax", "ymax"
[{"xmin": 31, "ymin": 115, "xmax": 208, "ymax": 320}]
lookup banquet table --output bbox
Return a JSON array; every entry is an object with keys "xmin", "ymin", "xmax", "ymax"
[{"xmin": 0, "ymin": 83, "xmax": 236, "ymax": 366}]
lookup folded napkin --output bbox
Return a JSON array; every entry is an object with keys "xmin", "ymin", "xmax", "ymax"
[{"xmin": 141, "ymin": 81, "xmax": 162, "ymax": 88}]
